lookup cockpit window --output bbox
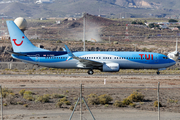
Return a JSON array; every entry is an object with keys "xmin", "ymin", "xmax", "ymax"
[{"xmin": 163, "ymin": 57, "xmax": 168, "ymax": 59}]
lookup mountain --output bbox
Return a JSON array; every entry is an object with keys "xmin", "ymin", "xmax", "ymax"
[{"xmin": 0, "ymin": 0, "xmax": 180, "ymax": 18}]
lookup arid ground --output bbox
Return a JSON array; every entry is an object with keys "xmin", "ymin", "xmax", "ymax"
[{"xmin": 0, "ymin": 74, "xmax": 180, "ymax": 120}]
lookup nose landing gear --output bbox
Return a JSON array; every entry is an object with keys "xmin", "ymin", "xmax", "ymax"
[
  {"xmin": 88, "ymin": 69, "xmax": 94, "ymax": 75},
  {"xmin": 156, "ymin": 71, "xmax": 160, "ymax": 75}
]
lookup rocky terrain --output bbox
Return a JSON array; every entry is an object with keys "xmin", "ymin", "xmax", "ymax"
[{"xmin": 0, "ymin": 0, "xmax": 180, "ymax": 18}]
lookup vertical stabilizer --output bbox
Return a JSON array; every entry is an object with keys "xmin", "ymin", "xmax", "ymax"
[{"xmin": 6, "ymin": 21, "xmax": 48, "ymax": 53}]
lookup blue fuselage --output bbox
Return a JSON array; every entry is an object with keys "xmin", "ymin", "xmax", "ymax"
[{"xmin": 12, "ymin": 51, "xmax": 176, "ymax": 70}]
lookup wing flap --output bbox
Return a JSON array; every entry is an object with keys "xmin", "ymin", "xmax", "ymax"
[{"xmin": 74, "ymin": 56, "xmax": 103, "ymax": 67}]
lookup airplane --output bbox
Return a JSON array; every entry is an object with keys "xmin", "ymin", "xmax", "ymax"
[{"xmin": 6, "ymin": 21, "xmax": 176, "ymax": 75}]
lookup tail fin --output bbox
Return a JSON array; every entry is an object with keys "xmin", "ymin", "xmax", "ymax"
[{"xmin": 6, "ymin": 21, "xmax": 48, "ymax": 53}]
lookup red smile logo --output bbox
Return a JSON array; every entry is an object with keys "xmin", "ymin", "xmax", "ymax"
[{"xmin": 12, "ymin": 36, "xmax": 24, "ymax": 46}]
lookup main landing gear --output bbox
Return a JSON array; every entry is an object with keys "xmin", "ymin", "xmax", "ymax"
[
  {"xmin": 156, "ymin": 71, "xmax": 160, "ymax": 75},
  {"xmin": 88, "ymin": 69, "xmax": 94, "ymax": 75}
]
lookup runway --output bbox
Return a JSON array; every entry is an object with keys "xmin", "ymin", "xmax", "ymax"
[{"xmin": 0, "ymin": 74, "xmax": 180, "ymax": 89}]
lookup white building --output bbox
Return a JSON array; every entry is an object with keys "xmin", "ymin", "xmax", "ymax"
[{"xmin": 36, "ymin": 0, "xmax": 53, "ymax": 4}]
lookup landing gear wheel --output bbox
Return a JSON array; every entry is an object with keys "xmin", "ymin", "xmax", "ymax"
[
  {"xmin": 88, "ymin": 70, "xmax": 94, "ymax": 75},
  {"xmin": 157, "ymin": 71, "xmax": 160, "ymax": 75}
]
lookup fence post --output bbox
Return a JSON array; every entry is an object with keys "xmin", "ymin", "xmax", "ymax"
[
  {"xmin": 0, "ymin": 85, "xmax": 3, "ymax": 120},
  {"xmin": 157, "ymin": 82, "xmax": 160, "ymax": 120}
]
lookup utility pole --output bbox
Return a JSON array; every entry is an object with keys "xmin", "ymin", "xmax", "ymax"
[
  {"xmin": 125, "ymin": 24, "xmax": 129, "ymax": 41},
  {"xmin": 109, "ymin": 36, "xmax": 111, "ymax": 44},
  {"xmin": 83, "ymin": 13, "xmax": 86, "ymax": 51}
]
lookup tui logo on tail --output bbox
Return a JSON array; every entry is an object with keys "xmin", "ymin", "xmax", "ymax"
[{"xmin": 12, "ymin": 36, "xmax": 24, "ymax": 46}]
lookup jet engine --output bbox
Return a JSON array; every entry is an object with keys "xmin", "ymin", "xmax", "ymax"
[{"xmin": 101, "ymin": 63, "xmax": 120, "ymax": 72}]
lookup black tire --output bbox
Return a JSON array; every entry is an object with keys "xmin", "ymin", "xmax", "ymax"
[
  {"xmin": 88, "ymin": 70, "xmax": 94, "ymax": 75},
  {"xmin": 157, "ymin": 71, "xmax": 160, "ymax": 75}
]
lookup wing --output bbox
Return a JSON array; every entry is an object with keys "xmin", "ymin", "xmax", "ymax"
[
  {"xmin": 74, "ymin": 56, "xmax": 103, "ymax": 68},
  {"xmin": 64, "ymin": 45, "xmax": 103, "ymax": 68}
]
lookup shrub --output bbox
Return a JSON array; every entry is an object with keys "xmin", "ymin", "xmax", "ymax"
[
  {"xmin": 59, "ymin": 97, "xmax": 68, "ymax": 102},
  {"xmin": 56, "ymin": 101, "xmax": 63, "ymax": 108},
  {"xmin": 122, "ymin": 98, "xmax": 132, "ymax": 105},
  {"xmin": 113, "ymin": 41, "xmax": 118, "ymax": 44},
  {"xmin": 127, "ymin": 91, "xmax": 144, "ymax": 102},
  {"xmin": 1, "ymin": 88, "xmax": 14, "ymax": 98},
  {"xmin": 74, "ymin": 101, "xmax": 80, "ymax": 105},
  {"xmin": 52, "ymin": 93, "xmax": 65, "ymax": 98},
  {"xmin": 64, "ymin": 101, "xmax": 71, "ymax": 105},
  {"xmin": 169, "ymin": 19, "xmax": 178, "ymax": 22},
  {"xmin": 56, "ymin": 40, "xmax": 62, "ymax": 43},
  {"xmin": 43, "ymin": 94, "xmax": 51, "ymax": 99},
  {"xmin": 58, "ymin": 97, "xmax": 71, "ymax": 105},
  {"xmin": 23, "ymin": 95, "xmax": 35, "ymax": 101},
  {"xmin": 23, "ymin": 104, "xmax": 28, "ymax": 107},
  {"xmin": 3, "ymin": 103, "xmax": 7, "ymax": 106},
  {"xmin": 132, "ymin": 21, "xmax": 137, "ymax": 24},
  {"xmin": 98, "ymin": 94, "xmax": 113, "ymax": 105},
  {"xmin": 23, "ymin": 91, "xmax": 34, "ymax": 101},
  {"xmin": 23, "ymin": 91, "xmax": 33, "ymax": 96},
  {"xmin": 5, "ymin": 94, "xmax": 16, "ymax": 105},
  {"xmin": 2, "ymin": 92, "xmax": 8, "ymax": 98},
  {"xmin": 104, "ymin": 104, "xmax": 109, "ymax": 107},
  {"xmin": 65, "ymin": 90, "xmax": 69, "ymax": 94},
  {"xmin": 69, "ymin": 106, "xmax": 74, "ymax": 111},
  {"xmin": 17, "ymin": 101, "xmax": 24, "ymax": 105},
  {"xmin": 87, "ymin": 94, "xmax": 100, "ymax": 105},
  {"xmin": 73, "ymin": 97, "xmax": 78, "ymax": 100},
  {"xmin": 35, "ymin": 94, "xmax": 50, "ymax": 103},
  {"xmin": 113, "ymin": 100, "xmax": 125, "ymax": 107},
  {"xmin": 129, "ymin": 103, "xmax": 136, "ymax": 107},
  {"xmin": 154, "ymin": 101, "xmax": 162, "ymax": 107},
  {"xmin": 2, "ymin": 88, "xmax": 13, "ymax": 93},
  {"xmin": 167, "ymin": 99, "xmax": 178, "ymax": 103},
  {"xmin": 19, "ymin": 89, "xmax": 26, "ymax": 96}
]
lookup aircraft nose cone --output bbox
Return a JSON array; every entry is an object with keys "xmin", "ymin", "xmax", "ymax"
[{"xmin": 170, "ymin": 59, "xmax": 176, "ymax": 66}]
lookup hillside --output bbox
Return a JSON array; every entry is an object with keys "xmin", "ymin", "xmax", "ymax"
[{"xmin": 0, "ymin": 0, "xmax": 180, "ymax": 18}]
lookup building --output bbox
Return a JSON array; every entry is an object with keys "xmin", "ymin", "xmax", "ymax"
[{"xmin": 36, "ymin": 0, "xmax": 53, "ymax": 4}]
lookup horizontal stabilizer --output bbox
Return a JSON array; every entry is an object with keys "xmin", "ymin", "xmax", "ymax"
[{"xmin": 5, "ymin": 51, "xmax": 27, "ymax": 56}]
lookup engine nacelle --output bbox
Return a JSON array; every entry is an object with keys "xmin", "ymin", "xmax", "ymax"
[{"xmin": 102, "ymin": 63, "xmax": 120, "ymax": 72}]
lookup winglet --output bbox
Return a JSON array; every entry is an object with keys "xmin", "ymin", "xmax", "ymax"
[
  {"xmin": 64, "ymin": 45, "xmax": 74, "ymax": 57},
  {"xmin": 62, "ymin": 48, "xmax": 66, "ymax": 51}
]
